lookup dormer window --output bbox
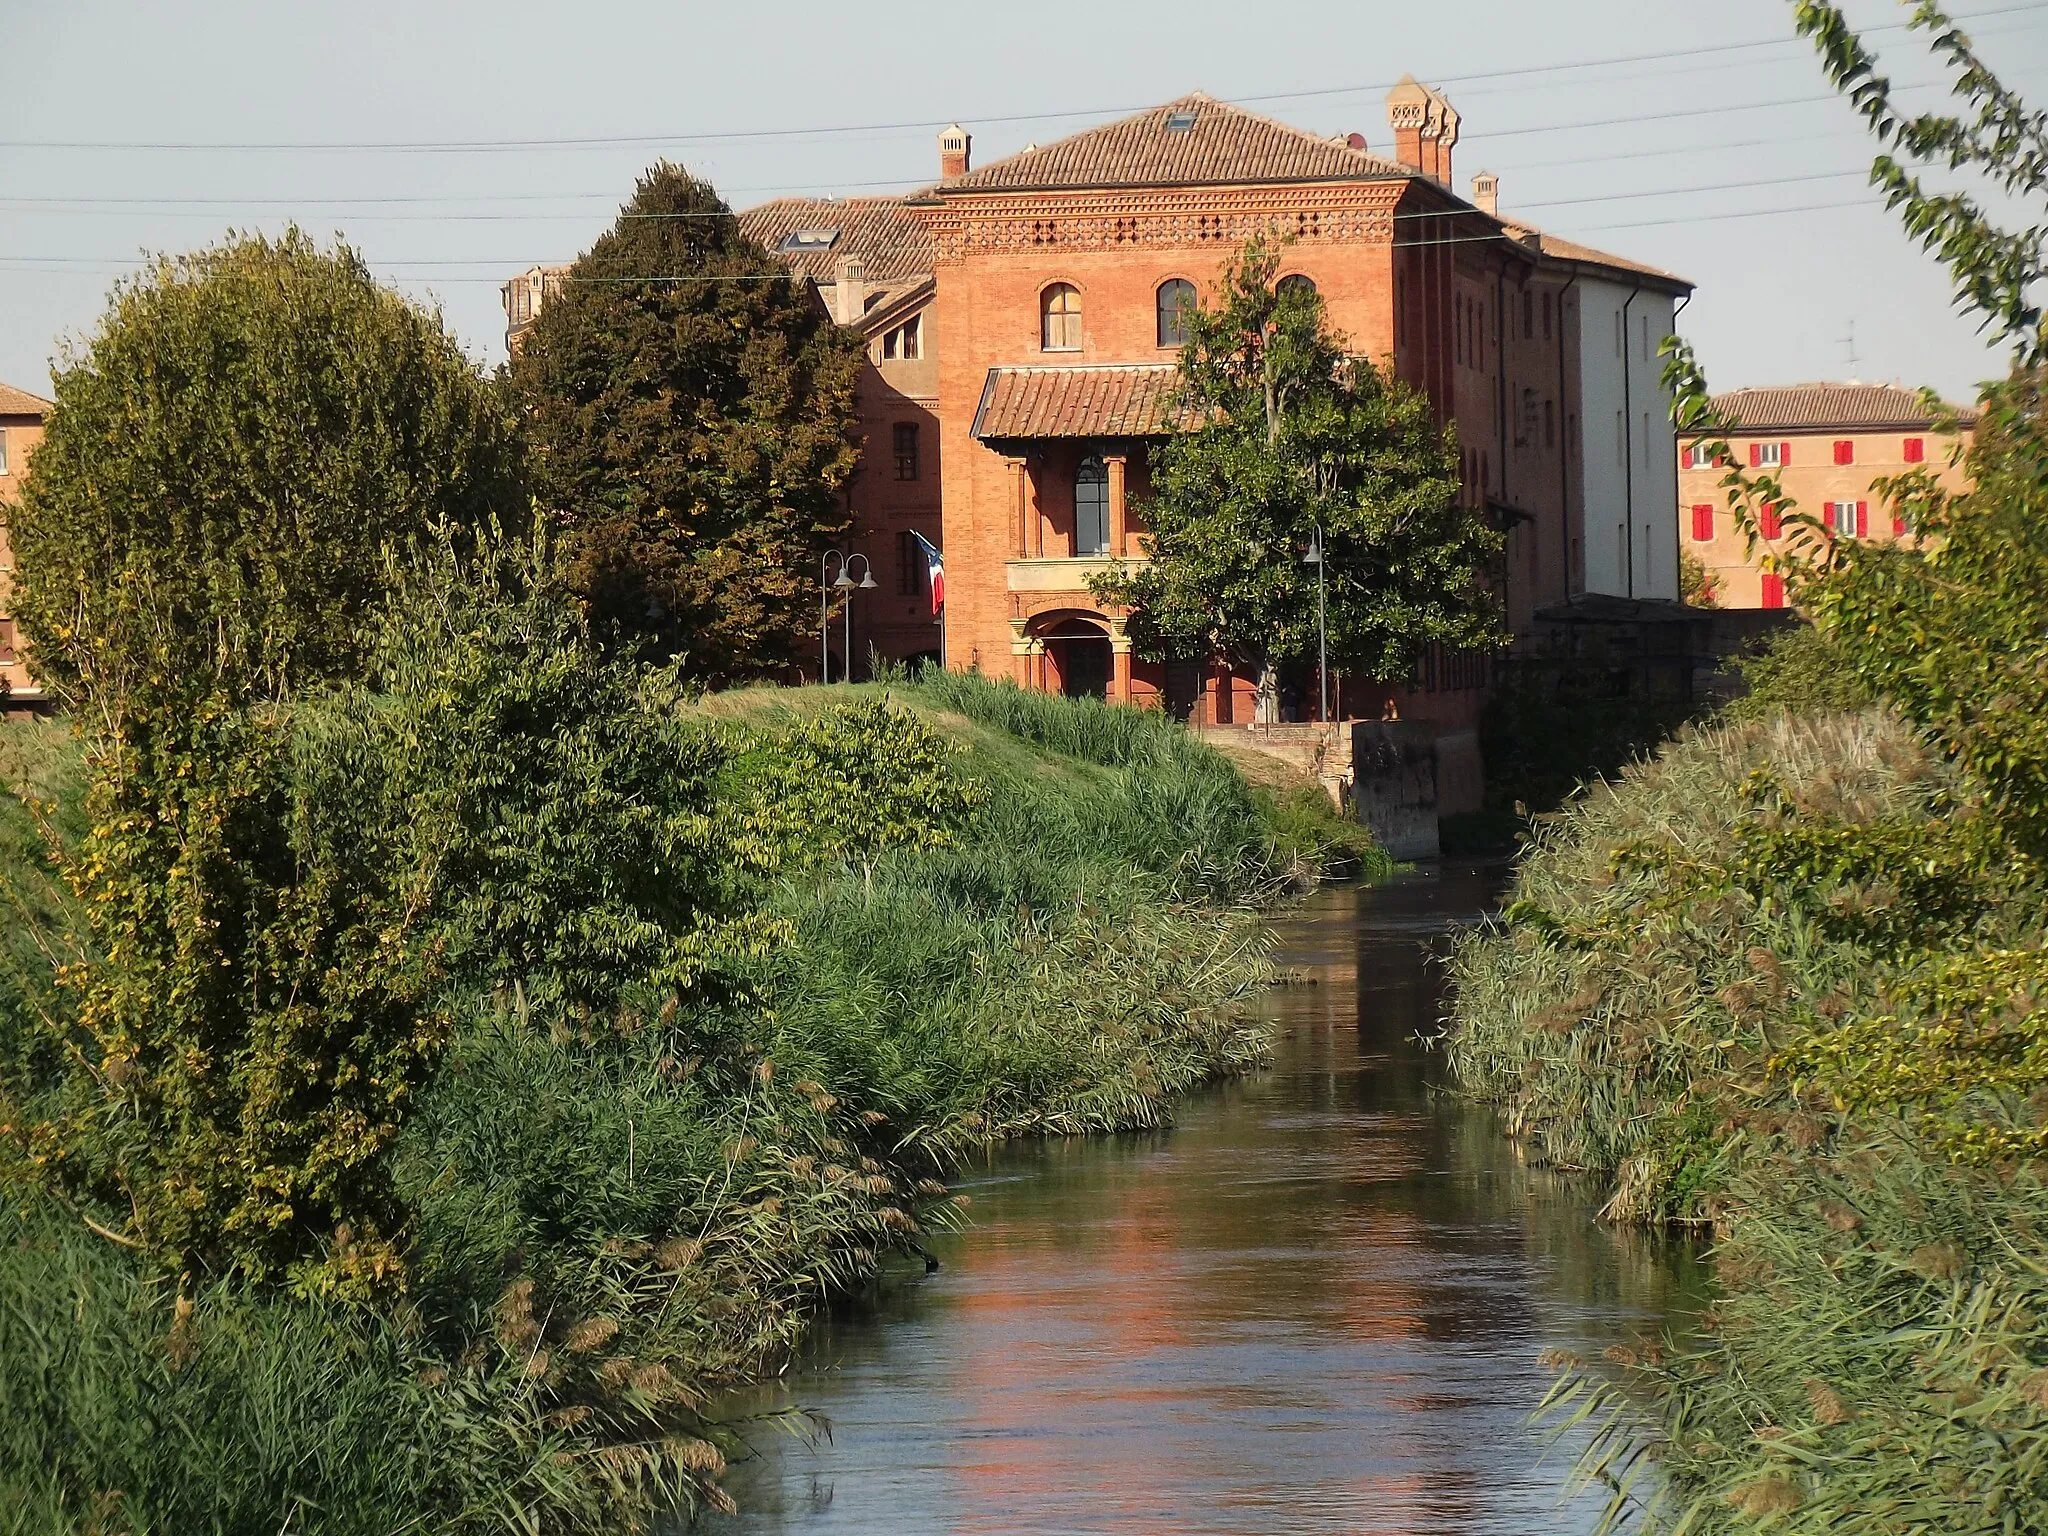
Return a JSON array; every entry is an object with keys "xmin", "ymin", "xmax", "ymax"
[
  {"xmin": 779, "ymin": 228, "xmax": 839, "ymax": 254},
  {"xmin": 1041, "ymin": 283, "xmax": 1082, "ymax": 351},
  {"xmin": 1165, "ymin": 110, "xmax": 1200, "ymax": 133}
]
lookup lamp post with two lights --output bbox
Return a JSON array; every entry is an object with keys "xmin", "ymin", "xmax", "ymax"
[{"xmin": 820, "ymin": 550, "xmax": 877, "ymax": 683}]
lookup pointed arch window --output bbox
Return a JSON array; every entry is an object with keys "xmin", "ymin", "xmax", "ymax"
[
  {"xmin": 1156, "ymin": 278, "xmax": 1196, "ymax": 348},
  {"xmin": 1041, "ymin": 283, "xmax": 1082, "ymax": 351},
  {"xmin": 1075, "ymin": 457, "xmax": 1110, "ymax": 556}
]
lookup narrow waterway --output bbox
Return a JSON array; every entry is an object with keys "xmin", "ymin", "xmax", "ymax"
[{"xmin": 703, "ymin": 867, "xmax": 1704, "ymax": 1534}]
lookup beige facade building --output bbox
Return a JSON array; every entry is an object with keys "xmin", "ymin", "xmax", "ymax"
[
  {"xmin": 0, "ymin": 381, "xmax": 52, "ymax": 709},
  {"xmin": 1678, "ymin": 382, "xmax": 1973, "ymax": 608}
]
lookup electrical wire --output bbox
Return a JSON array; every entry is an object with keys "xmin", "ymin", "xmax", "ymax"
[{"xmin": 0, "ymin": 2, "xmax": 2036, "ymax": 155}]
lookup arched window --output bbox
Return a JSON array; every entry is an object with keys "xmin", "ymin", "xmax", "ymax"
[
  {"xmin": 1041, "ymin": 283, "xmax": 1082, "ymax": 351},
  {"xmin": 1075, "ymin": 457, "xmax": 1109, "ymax": 556},
  {"xmin": 1156, "ymin": 278, "xmax": 1196, "ymax": 348},
  {"xmin": 1277, "ymin": 273, "xmax": 1318, "ymax": 301}
]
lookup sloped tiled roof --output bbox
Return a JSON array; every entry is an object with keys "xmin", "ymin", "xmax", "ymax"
[
  {"xmin": 736, "ymin": 195, "xmax": 936, "ymax": 285},
  {"xmin": 973, "ymin": 365, "xmax": 1206, "ymax": 439},
  {"xmin": 0, "ymin": 381, "xmax": 52, "ymax": 417},
  {"xmin": 943, "ymin": 93, "xmax": 1409, "ymax": 193},
  {"xmin": 1499, "ymin": 220, "xmax": 1691, "ymax": 290},
  {"xmin": 1711, "ymin": 382, "xmax": 1975, "ymax": 432}
]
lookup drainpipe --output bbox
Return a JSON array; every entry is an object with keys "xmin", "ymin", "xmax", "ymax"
[
  {"xmin": 1620, "ymin": 279, "xmax": 1644, "ymax": 598},
  {"xmin": 1557, "ymin": 273, "xmax": 1578, "ymax": 600},
  {"xmin": 1495, "ymin": 263, "xmax": 1509, "ymax": 512}
]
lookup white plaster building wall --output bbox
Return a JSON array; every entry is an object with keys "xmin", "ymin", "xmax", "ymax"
[{"xmin": 1575, "ymin": 277, "xmax": 1679, "ymax": 600}]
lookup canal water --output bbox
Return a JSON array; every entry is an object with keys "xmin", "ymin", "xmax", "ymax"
[{"xmin": 704, "ymin": 867, "xmax": 1703, "ymax": 1534}]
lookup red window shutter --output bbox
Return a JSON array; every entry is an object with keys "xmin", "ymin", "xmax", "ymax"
[
  {"xmin": 1692, "ymin": 504, "xmax": 1714, "ymax": 541},
  {"xmin": 1893, "ymin": 511, "xmax": 1907, "ymax": 537},
  {"xmin": 1780, "ymin": 441, "xmax": 1793, "ymax": 466},
  {"xmin": 1761, "ymin": 572, "xmax": 1785, "ymax": 609},
  {"xmin": 1856, "ymin": 500, "xmax": 1868, "ymax": 537},
  {"xmin": 1760, "ymin": 502, "xmax": 1782, "ymax": 540},
  {"xmin": 1903, "ymin": 436, "xmax": 1925, "ymax": 463},
  {"xmin": 1834, "ymin": 439, "xmax": 1854, "ymax": 465},
  {"xmin": 1749, "ymin": 443, "xmax": 1763, "ymax": 468}
]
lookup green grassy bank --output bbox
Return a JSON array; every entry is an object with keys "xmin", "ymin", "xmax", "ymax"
[
  {"xmin": 0, "ymin": 603, "xmax": 1377, "ymax": 1533},
  {"xmin": 1440, "ymin": 702, "xmax": 2048, "ymax": 1532}
]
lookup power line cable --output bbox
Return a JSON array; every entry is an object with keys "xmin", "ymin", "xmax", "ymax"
[{"xmin": 0, "ymin": 3, "xmax": 2035, "ymax": 155}]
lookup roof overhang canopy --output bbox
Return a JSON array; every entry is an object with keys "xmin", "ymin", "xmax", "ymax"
[{"xmin": 972, "ymin": 365, "xmax": 1205, "ymax": 441}]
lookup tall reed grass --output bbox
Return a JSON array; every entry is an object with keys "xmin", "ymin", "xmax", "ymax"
[
  {"xmin": 1443, "ymin": 708, "xmax": 2048, "ymax": 1530},
  {"xmin": 0, "ymin": 668, "xmax": 1314, "ymax": 1531}
]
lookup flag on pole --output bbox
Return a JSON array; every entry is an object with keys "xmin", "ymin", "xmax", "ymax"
[{"xmin": 911, "ymin": 529, "xmax": 945, "ymax": 615}]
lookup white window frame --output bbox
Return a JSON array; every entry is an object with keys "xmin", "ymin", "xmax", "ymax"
[
  {"xmin": 1755, "ymin": 442, "xmax": 1783, "ymax": 468},
  {"xmin": 1830, "ymin": 500, "xmax": 1858, "ymax": 536}
]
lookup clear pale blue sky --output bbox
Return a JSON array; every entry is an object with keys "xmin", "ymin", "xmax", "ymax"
[{"xmin": 3, "ymin": 0, "xmax": 2043, "ymax": 404}]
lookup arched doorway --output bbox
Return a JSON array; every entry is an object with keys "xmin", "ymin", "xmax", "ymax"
[{"xmin": 1037, "ymin": 616, "xmax": 1111, "ymax": 700}]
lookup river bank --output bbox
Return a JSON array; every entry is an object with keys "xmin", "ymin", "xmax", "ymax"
[
  {"xmin": 0, "ymin": 665, "xmax": 1370, "ymax": 1532},
  {"xmin": 701, "ymin": 872, "xmax": 1705, "ymax": 1535}
]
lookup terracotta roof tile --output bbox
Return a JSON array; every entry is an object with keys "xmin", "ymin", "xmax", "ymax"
[
  {"xmin": 972, "ymin": 365, "xmax": 1204, "ymax": 440},
  {"xmin": 1498, "ymin": 220, "xmax": 1692, "ymax": 289},
  {"xmin": 943, "ymin": 93, "xmax": 1409, "ymax": 193},
  {"xmin": 1711, "ymin": 382, "xmax": 1975, "ymax": 432},
  {"xmin": 0, "ymin": 381, "xmax": 52, "ymax": 417},
  {"xmin": 736, "ymin": 196, "xmax": 935, "ymax": 285}
]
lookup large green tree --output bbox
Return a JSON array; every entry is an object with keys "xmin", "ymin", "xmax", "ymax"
[
  {"xmin": 11, "ymin": 229, "xmax": 522, "ymax": 709},
  {"xmin": 509, "ymin": 164, "xmax": 865, "ymax": 683},
  {"xmin": 1095, "ymin": 237, "xmax": 1503, "ymax": 711}
]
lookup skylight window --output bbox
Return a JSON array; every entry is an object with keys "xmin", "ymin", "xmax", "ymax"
[
  {"xmin": 779, "ymin": 228, "xmax": 839, "ymax": 253},
  {"xmin": 1164, "ymin": 110, "xmax": 1199, "ymax": 134}
]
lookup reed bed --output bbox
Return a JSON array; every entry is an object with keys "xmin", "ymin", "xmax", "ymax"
[
  {"xmin": 0, "ymin": 669, "xmax": 1320, "ymax": 1532},
  {"xmin": 1443, "ymin": 708, "xmax": 2048, "ymax": 1530}
]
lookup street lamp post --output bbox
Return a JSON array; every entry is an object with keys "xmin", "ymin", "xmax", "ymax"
[
  {"xmin": 820, "ymin": 550, "xmax": 877, "ymax": 684},
  {"xmin": 1304, "ymin": 526, "xmax": 1330, "ymax": 723}
]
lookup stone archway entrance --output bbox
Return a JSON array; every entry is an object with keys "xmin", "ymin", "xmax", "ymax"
[{"xmin": 1036, "ymin": 616, "xmax": 1112, "ymax": 700}]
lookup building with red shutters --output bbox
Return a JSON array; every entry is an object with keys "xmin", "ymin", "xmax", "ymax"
[
  {"xmin": 0, "ymin": 380, "xmax": 52, "ymax": 712},
  {"xmin": 1677, "ymin": 383, "xmax": 1974, "ymax": 609},
  {"xmin": 513, "ymin": 80, "xmax": 1695, "ymax": 742}
]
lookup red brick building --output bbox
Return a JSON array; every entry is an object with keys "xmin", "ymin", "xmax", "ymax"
[{"xmin": 521, "ymin": 81, "xmax": 1693, "ymax": 733}]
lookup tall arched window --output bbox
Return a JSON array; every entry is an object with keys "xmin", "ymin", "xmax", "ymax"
[
  {"xmin": 1156, "ymin": 278, "xmax": 1196, "ymax": 348},
  {"xmin": 1074, "ymin": 457, "xmax": 1109, "ymax": 556},
  {"xmin": 1277, "ymin": 273, "xmax": 1318, "ymax": 301},
  {"xmin": 1041, "ymin": 283, "xmax": 1082, "ymax": 351}
]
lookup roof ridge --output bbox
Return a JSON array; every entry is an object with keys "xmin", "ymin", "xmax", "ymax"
[
  {"xmin": 942, "ymin": 91, "xmax": 1408, "ymax": 193},
  {"xmin": 0, "ymin": 380, "xmax": 53, "ymax": 414},
  {"xmin": 1193, "ymin": 92, "xmax": 1404, "ymax": 175}
]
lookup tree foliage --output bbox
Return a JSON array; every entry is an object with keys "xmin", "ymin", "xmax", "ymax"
[
  {"xmin": 510, "ymin": 164, "xmax": 865, "ymax": 684},
  {"xmin": 1095, "ymin": 235, "xmax": 1503, "ymax": 690},
  {"xmin": 1450, "ymin": 8, "xmax": 2048, "ymax": 1526},
  {"xmin": 9, "ymin": 230, "xmax": 521, "ymax": 710}
]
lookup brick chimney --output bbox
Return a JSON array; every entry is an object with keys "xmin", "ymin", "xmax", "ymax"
[
  {"xmin": 939, "ymin": 123, "xmax": 972, "ymax": 180},
  {"xmin": 1387, "ymin": 78, "xmax": 1429, "ymax": 174},
  {"xmin": 1471, "ymin": 171, "xmax": 1499, "ymax": 217},
  {"xmin": 1385, "ymin": 77, "xmax": 1459, "ymax": 186}
]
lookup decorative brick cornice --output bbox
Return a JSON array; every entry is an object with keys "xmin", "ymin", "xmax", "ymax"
[{"xmin": 919, "ymin": 184, "xmax": 1403, "ymax": 264}]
